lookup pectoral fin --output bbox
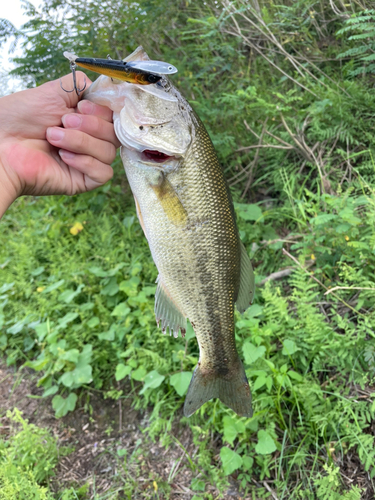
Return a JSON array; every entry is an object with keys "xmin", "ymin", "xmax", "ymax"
[
  {"xmin": 155, "ymin": 277, "xmax": 187, "ymax": 338},
  {"xmin": 236, "ymin": 242, "xmax": 255, "ymax": 313},
  {"xmin": 150, "ymin": 174, "xmax": 188, "ymax": 227}
]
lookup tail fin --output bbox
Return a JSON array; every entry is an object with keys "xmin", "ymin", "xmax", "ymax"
[{"xmin": 183, "ymin": 360, "xmax": 252, "ymax": 417}]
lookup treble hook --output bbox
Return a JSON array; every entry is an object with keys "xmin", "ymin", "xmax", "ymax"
[{"xmin": 60, "ymin": 60, "xmax": 87, "ymax": 96}]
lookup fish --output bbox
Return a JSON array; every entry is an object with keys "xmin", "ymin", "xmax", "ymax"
[{"xmin": 81, "ymin": 46, "xmax": 255, "ymax": 417}]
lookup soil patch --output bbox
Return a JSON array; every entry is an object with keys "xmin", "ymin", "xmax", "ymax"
[{"xmin": 0, "ymin": 361, "xmax": 240, "ymax": 499}]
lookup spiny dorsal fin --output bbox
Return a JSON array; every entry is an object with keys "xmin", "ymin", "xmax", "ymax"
[
  {"xmin": 236, "ymin": 242, "xmax": 255, "ymax": 314},
  {"xmin": 123, "ymin": 46, "xmax": 150, "ymax": 63},
  {"xmin": 155, "ymin": 277, "xmax": 187, "ymax": 338}
]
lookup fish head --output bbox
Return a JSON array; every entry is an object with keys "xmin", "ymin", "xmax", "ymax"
[{"xmin": 83, "ymin": 46, "xmax": 193, "ymax": 166}]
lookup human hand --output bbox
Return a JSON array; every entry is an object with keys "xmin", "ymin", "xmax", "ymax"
[{"xmin": 0, "ymin": 72, "xmax": 120, "ymax": 217}]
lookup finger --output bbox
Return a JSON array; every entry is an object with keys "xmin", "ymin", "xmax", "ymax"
[
  {"xmin": 46, "ymin": 71, "xmax": 92, "ymax": 109},
  {"xmin": 77, "ymin": 100, "xmax": 114, "ymax": 123},
  {"xmin": 58, "ymin": 149, "xmax": 114, "ymax": 191},
  {"xmin": 61, "ymin": 113, "xmax": 121, "ymax": 148},
  {"xmin": 46, "ymin": 127, "xmax": 117, "ymax": 165}
]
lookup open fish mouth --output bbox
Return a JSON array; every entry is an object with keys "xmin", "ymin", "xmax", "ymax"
[{"xmin": 142, "ymin": 150, "xmax": 177, "ymax": 163}]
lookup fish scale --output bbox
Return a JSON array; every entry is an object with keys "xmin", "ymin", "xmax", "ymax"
[{"xmin": 83, "ymin": 46, "xmax": 255, "ymax": 417}]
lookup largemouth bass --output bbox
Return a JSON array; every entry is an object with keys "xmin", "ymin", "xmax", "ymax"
[{"xmin": 82, "ymin": 47, "xmax": 255, "ymax": 417}]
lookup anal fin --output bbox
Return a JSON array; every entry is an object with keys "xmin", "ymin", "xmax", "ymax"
[
  {"xmin": 155, "ymin": 276, "xmax": 187, "ymax": 338},
  {"xmin": 236, "ymin": 242, "xmax": 255, "ymax": 313}
]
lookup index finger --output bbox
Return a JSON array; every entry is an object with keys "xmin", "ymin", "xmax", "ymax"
[{"xmin": 77, "ymin": 100, "xmax": 114, "ymax": 123}]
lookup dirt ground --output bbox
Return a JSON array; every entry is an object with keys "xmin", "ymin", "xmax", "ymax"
[
  {"xmin": 2, "ymin": 361, "xmax": 373, "ymax": 499},
  {"xmin": 0, "ymin": 361, "xmax": 242, "ymax": 499}
]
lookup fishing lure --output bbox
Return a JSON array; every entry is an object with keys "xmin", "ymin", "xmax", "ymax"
[{"xmin": 61, "ymin": 51, "xmax": 177, "ymax": 94}]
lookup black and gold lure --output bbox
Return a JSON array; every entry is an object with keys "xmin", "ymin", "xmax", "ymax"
[{"xmin": 62, "ymin": 51, "xmax": 177, "ymax": 95}]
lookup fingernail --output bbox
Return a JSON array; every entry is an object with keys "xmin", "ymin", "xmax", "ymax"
[
  {"xmin": 59, "ymin": 149, "xmax": 75, "ymax": 159},
  {"xmin": 47, "ymin": 127, "xmax": 65, "ymax": 141},
  {"xmin": 78, "ymin": 100, "xmax": 94, "ymax": 114},
  {"xmin": 62, "ymin": 113, "xmax": 82, "ymax": 128}
]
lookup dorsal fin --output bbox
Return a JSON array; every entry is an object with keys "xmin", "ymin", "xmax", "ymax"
[{"xmin": 123, "ymin": 46, "xmax": 150, "ymax": 63}]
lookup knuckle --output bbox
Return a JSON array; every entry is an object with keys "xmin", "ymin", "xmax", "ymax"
[
  {"xmin": 76, "ymin": 131, "xmax": 88, "ymax": 150},
  {"xmin": 81, "ymin": 155, "xmax": 93, "ymax": 169}
]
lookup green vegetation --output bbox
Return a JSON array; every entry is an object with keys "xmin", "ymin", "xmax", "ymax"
[
  {"xmin": 0, "ymin": 409, "xmax": 70, "ymax": 500},
  {"xmin": 1, "ymin": 0, "xmax": 375, "ymax": 498}
]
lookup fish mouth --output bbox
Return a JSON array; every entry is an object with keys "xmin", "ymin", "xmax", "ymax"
[{"xmin": 142, "ymin": 149, "xmax": 177, "ymax": 163}]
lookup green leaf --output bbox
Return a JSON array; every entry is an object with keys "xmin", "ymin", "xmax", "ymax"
[
  {"xmin": 31, "ymin": 266, "xmax": 45, "ymax": 276},
  {"xmin": 243, "ymin": 342, "xmax": 266, "ymax": 364},
  {"xmin": 59, "ymin": 364, "xmax": 92, "ymax": 388},
  {"xmin": 87, "ymin": 316, "xmax": 100, "ymax": 328},
  {"xmin": 242, "ymin": 456, "xmax": 254, "ymax": 471},
  {"xmin": 123, "ymin": 216, "xmax": 135, "ymax": 230},
  {"xmin": 60, "ymin": 348, "xmax": 79, "ymax": 363},
  {"xmin": 115, "ymin": 363, "xmax": 132, "ymax": 381},
  {"xmin": 111, "ymin": 302, "xmax": 131, "ymax": 317},
  {"xmin": 98, "ymin": 328, "xmax": 115, "ymax": 341},
  {"xmin": 0, "ymin": 282, "xmax": 14, "ymax": 294},
  {"xmin": 101, "ymin": 277, "xmax": 119, "ymax": 296},
  {"xmin": 246, "ymin": 304, "xmax": 263, "ymax": 318},
  {"xmin": 130, "ymin": 263, "xmax": 142, "ymax": 276},
  {"xmin": 282, "ymin": 339, "xmax": 298, "ymax": 356},
  {"xmin": 57, "ymin": 312, "xmax": 79, "ymax": 329},
  {"xmin": 34, "ymin": 322, "xmax": 49, "ymax": 341},
  {"xmin": 234, "ymin": 203, "xmax": 263, "ymax": 221},
  {"xmin": 310, "ymin": 213, "xmax": 337, "ymax": 225},
  {"xmin": 58, "ymin": 285, "xmax": 84, "ymax": 303},
  {"xmin": 185, "ymin": 322, "xmax": 196, "ymax": 340},
  {"xmin": 288, "ymin": 370, "xmax": 303, "ymax": 382},
  {"xmin": 52, "ymin": 393, "xmax": 78, "ymax": 418},
  {"xmin": 24, "ymin": 354, "xmax": 50, "ymax": 372},
  {"xmin": 42, "ymin": 385, "xmax": 59, "ymax": 398},
  {"xmin": 140, "ymin": 370, "xmax": 165, "ymax": 394},
  {"xmin": 88, "ymin": 266, "xmax": 108, "ymax": 277},
  {"xmin": 131, "ymin": 366, "xmax": 147, "ymax": 381},
  {"xmin": 119, "ymin": 276, "xmax": 141, "ymax": 297},
  {"xmin": 170, "ymin": 371, "xmax": 192, "ymax": 397},
  {"xmin": 253, "ymin": 373, "xmax": 268, "ymax": 391},
  {"xmin": 191, "ymin": 478, "xmax": 205, "ymax": 491},
  {"xmin": 42, "ymin": 279, "xmax": 65, "ymax": 293},
  {"xmin": 77, "ymin": 345, "xmax": 93, "ymax": 366},
  {"xmin": 223, "ymin": 416, "xmax": 245, "ymax": 445},
  {"xmin": 7, "ymin": 319, "xmax": 26, "ymax": 335},
  {"xmin": 255, "ymin": 430, "xmax": 277, "ymax": 455},
  {"xmin": 220, "ymin": 447, "xmax": 243, "ymax": 475}
]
